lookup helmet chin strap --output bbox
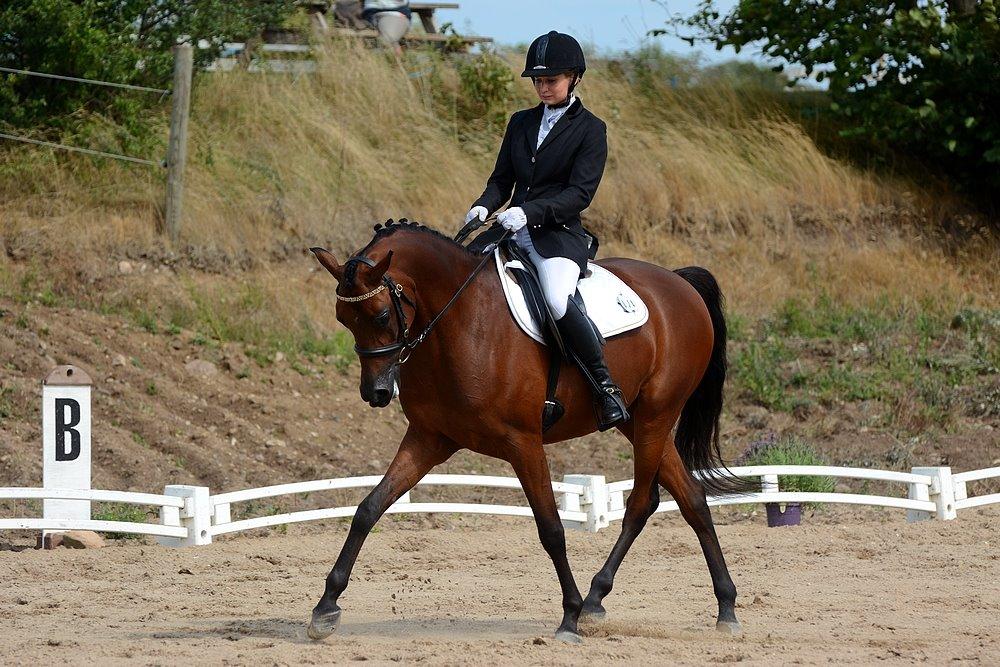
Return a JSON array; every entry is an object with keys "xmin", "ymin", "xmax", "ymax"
[{"xmin": 546, "ymin": 74, "xmax": 581, "ymax": 109}]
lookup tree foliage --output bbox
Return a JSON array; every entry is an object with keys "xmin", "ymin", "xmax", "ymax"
[
  {"xmin": 658, "ymin": 0, "xmax": 1000, "ymax": 199},
  {"xmin": 0, "ymin": 0, "xmax": 295, "ymax": 131}
]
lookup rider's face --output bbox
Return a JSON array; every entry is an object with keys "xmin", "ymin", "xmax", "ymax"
[{"xmin": 532, "ymin": 73, "xmax": 574, "ymax": 105}]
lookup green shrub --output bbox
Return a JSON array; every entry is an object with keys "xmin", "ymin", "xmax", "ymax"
[
  {"xmin": 0, "ymin": 384, "xmax": 14, "ymax": 418},
  {"xmin": 737, "ymin": 436, "xmax": 835, "ymax": 494},
  {"xmin": 456, "ymin": 50, "xmax": 515, "ymax": 129},
  {"xmin": 768, "ymin": 294, "xmax": 896, "ymax": 342},
  {"xmin": 93, "ymin": 503, "xmax": 151, "ymax": 540},
  {"xmin": 732, "ymin": 340, "xmax": 790, "ymax": 410}
]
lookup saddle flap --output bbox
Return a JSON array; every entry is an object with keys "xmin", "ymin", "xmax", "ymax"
[{"xmin": 495, "ymin": 249, "xmax": 648, "ymax": 345}]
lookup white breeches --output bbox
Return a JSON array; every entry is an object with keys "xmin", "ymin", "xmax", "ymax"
[{"xmin": 514, "ymin": 227, "xmax": 580, "ymax": 319}]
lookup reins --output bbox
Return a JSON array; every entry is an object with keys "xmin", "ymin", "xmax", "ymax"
[{"xmin": 340, "ymin": 218, "xmax": 509, "ymax": 365}]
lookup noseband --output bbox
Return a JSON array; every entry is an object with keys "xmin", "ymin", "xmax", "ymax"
[{"xmin": 336, "ymin": 227, "xmax": 510, "ymax": 366}]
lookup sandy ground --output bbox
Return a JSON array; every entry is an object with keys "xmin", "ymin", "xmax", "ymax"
[{"xmin": 2, "ymin": 511, "xmax": 999, "ymax": 666}]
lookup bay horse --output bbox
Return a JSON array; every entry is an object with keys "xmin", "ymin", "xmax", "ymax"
[{"xmin": 307, "ymin": 220, "xmax": 746, "ymax": 643}]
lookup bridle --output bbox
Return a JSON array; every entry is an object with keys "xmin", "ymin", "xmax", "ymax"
[
  {"xmin": 337, "ymin": 255, "xmax": 417, "ymax": 363},
  {"xmin": 337, "ymin": 225, "xmax": 510, "ymax": 366}
]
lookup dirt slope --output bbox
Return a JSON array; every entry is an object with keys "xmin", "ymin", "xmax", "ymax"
[{"xmin": 3, "ymin": 293, "xmax": 997, "ymax": 499}]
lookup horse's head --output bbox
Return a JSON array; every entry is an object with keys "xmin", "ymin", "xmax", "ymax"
[{"xmin": 311, "ymin": 244, "xmax": 413, "ymax": 408}]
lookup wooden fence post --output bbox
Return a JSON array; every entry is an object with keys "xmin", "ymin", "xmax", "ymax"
[{"xmin": 165, "ymin": 43, "xmax": 193, "ymax": 243}]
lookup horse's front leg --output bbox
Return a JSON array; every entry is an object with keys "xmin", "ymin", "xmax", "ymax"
[
  {"xmin": 307, "ymin": 427, "xmax": 453, "ymax": 640},
  {"xmin": 510, "ymin": 446, "xmax": 585, "ymax": 643}
]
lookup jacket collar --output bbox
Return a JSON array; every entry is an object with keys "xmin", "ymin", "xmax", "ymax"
[{"xmin": 524, "ymin": 97, "xmax": 584, "ymax": 156}]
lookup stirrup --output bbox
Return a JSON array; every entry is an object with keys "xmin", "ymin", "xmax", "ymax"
[{"xmin": 595, "ymin": 385, "xmax": 630, "ymax": 431}]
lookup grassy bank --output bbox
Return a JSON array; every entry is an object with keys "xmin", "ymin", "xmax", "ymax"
[{"xmin": 1, "ymin": 38, "xmax": 997, "ymax": 359}]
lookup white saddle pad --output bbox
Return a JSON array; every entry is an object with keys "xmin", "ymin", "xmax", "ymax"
[{"xmin": 494, "ymin": 249, "xmax": 649, "ymax": 344}]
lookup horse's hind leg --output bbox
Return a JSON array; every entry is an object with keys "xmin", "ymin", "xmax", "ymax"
[
  {"xmin": 581, "ymin": 416, "xmax": 668, "ymax": 622},
  {"xmin": 308, "ymin": 427, "xmax": 453, "ymax": 640},
  {"xmin": 657, "ymin": 441, "xmax": 741, "ymax": 635}
]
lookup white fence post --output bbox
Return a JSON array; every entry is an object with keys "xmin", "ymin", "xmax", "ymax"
[
  {"xmin": 761, "ymin": 473, "xmax": 779, "ymax": 495},
  {"xmin": 562, "ymin": 475, "xmax": 609, "ymax": 533},
  {"xmin": 157, "ymin": 485, "xmax": 212, "ymax": 546},
  {"xmin": 911, "ymin": 467, "xmax": 956, "ymax": 521},
  {"xmin": 906, "ymin": 474, "xmax": 933, "ymax": 522},
  {"xmin": 212, "ymin": 502, "xmax": 231, "ymax": 528},
  {"xmin": 953, "ymin": 479, "xmax": 968, "ymax": 504}
]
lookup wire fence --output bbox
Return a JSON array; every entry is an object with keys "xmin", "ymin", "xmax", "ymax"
[
  {"xmin": 0, "ymin": 65, "xmax": 171, "ymax": 168},
  {"xmin": 1, "ymin": 46, "xmax": 194, "ymax": 239},
  {"xmin": 0, "ymin": 66, "xmax": 171, "ymax": 95},
  {"xmin": 0, "ymin": 132, "xmax": 165, "ymax": 167}
]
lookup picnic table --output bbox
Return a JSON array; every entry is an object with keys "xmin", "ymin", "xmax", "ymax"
[
  {"xmin": 300, "ymin": 1, "xmax": 492, "ymax": 50},
  {"xmin": 410, "ymin": 2, "xmax": 459, "ymax": 34}
]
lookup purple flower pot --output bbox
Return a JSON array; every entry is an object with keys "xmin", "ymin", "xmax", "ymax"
[{"xmin": 765, "ymin": 502, "xmax": 801, "ymax": 527}]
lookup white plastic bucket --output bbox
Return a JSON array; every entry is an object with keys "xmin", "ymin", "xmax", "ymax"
[{"xmin": 373, "ymin": 11, "xmax": 410, "ymax": 46}]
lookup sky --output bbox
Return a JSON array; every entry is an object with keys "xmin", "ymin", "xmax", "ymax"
[{"xmin": 444, "ymin": 0, "xmax": 755, "ymax": 64}]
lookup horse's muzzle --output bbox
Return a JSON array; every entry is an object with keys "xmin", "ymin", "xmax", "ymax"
[
  {"xmin": 362, "ymin": 368, "xmax": 399, "ymax": 408},
  {"xmin": 367, "ymin": 386, "xmax": 393, "ymax": 408}
]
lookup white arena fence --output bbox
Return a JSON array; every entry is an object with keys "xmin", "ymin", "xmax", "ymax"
[
  {"xmin": 3, "ymin": 366, "xmax": 999, "ymax": 546},
  {"xmin": 2, "ymin": 465, "xmax": 999, "ymax": 547}
]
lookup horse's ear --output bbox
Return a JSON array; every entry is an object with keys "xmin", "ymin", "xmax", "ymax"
[
  {"xmin": 367, "ymin": 250, "xmax": 393, "ymax": 280},
  {"xmin": 310, "ymin": 247, "xmax": 343, "ymax": 281}
]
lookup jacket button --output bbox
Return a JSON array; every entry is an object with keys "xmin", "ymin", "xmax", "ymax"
[
  {"xmin": 531, "ymin": 157, "xmax": 536, "ymax": 163},
  {"xmin": 526, "ymin": 187, "xmax": 531, "ymax": 192}
]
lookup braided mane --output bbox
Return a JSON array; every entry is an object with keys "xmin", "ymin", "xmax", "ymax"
[
  {"xmin": 344, "ymin": 218, "xmax": 478, "ymax": 287},
  {"xmin": 356, "ymin": 218, "xmax": 478, "ymax": 257}
]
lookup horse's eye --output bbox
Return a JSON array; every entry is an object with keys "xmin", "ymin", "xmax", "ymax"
[{"xmin": 375, "ymin": 309, "xmax": 390, "ymax": 328}]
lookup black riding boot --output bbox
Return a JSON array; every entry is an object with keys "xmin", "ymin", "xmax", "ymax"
[{"xmin": 556, "ymin": 295, "xmax": 630, "ymax": 431}]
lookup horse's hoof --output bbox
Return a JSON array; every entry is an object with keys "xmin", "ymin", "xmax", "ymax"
[
  {"xmin": 307, "ymin": 608, "xmax": 342, "ymax": 641},
  {"xmin": 716, "ymin": 619, "xmax": 743, "ymax": 637},
  {"xmin": 579, "ymin": 607, "xmax": 607, "ymax": 623},
  {"xmin": 554, "ymin": 629, "xmax": 583, "ymax": 644}
]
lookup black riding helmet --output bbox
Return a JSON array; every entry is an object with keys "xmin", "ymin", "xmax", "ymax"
[{"xmin": 521, "ymin": 31, "xmax": 586, "ymax": 78}]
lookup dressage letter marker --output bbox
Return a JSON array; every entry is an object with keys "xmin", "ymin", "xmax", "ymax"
[{"xmin": 42, "ymin": 366, "xmax": 93, "ymax": 538}]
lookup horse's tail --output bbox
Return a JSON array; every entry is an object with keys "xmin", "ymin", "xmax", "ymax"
[{"xmin": 673, "ymin": 267, "xmax": 752, "ymax": 497}]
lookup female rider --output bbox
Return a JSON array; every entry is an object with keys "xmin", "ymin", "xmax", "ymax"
[{"xmin": 464, "ymin": 31, "xmax": 629, "ymax": 431}]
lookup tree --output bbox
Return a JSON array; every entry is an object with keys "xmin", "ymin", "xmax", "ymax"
[
  {"xmin": 0, "ymin": 0, "xmax": 294, "ymax": 131},
  {"xmin": 657, "ymin": 0, "xmax": 1000, "ymax": 201}
]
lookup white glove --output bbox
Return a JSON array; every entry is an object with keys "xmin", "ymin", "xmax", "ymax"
[
  {"xmin": 464, "ymin": 206, "xmax": 488, "ymax": 226},
  {"xmin": 498, "ymin": 207, "xmax": 527, "ymax": 232}
]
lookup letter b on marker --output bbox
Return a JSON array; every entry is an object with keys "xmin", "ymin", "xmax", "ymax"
[{"xmin": 54, "ymin": 398, "xmax": 81, "ymax": 461}]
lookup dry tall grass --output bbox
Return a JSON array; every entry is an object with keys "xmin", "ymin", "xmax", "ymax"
[{"xmin": 0, "ymin": 38, "xmax": 995, "ymax": 333}]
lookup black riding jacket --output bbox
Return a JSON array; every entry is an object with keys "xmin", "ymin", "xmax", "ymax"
[{"xmin": 471, "ymin": 97, "xmax": 607, "ymax": 275}]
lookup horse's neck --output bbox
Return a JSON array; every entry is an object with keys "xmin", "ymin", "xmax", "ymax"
[
  {"xmin": 395, "ymin": 239, "xmax": 479, "ymax": 315},
  {"xmin": 392, "ymin": 238, "xmax": 499, "ymax": 359}
]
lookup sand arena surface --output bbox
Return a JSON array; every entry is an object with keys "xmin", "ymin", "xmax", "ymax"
[{"xmin": 2, "ymin": 512, "xmax": 998, "ymax": 665}]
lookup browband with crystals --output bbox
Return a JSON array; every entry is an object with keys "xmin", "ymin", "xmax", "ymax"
[{"xmin": 336, "ymin": 284, "xmax": 386, "ymax": 302}]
